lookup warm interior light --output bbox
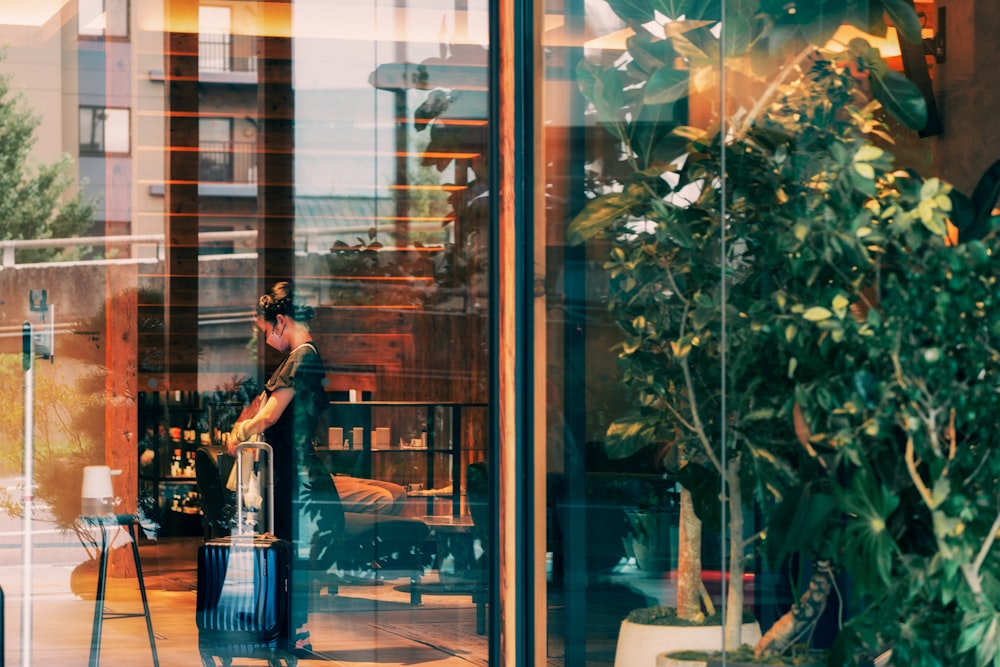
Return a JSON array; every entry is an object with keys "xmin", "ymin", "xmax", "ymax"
[
  {"xmin": 582, "ymin": 27, "xmax": 635, "ymax": 52},
  {"xmin": 583, "ymin": 22, "xmax": 905, "ymax": 58},
  {"xmin": 826, "ymin": 24, "xmax": 901, "ymax": 59}
]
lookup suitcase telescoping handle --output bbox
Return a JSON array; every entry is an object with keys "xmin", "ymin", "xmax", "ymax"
[{"xmin": 234, "ymin": 440, "xmax": 275, "ymax": 536}]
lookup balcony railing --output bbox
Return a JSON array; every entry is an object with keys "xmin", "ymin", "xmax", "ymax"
[
  {"xmin": 199, "ymin": 33, "xmax": 257, "ymax": 73},
  {"xmin": 199, "ymin": 141, "xmax": 257, "ymax": 184},
  {"xmin": 0, "ymin": 228, "xmax": 445, "ymax": 269}
]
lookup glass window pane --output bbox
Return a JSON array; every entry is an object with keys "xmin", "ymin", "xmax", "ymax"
[
  {"xmin": 104, "ymin": 108, "xmax": 129, "ymax": 153},
  {"xmin": 78, "ymin": 0, "xmax": 129, "ymax": 38},
  {"xmin": 106, "ymin": 0, "xmax": 129, "ymax": 38},
  {"xmin": 540, "ymin": 1, "xmax": 965, "ymax": 665},
  {"xmin": 2, "ymin": 0, "xmax": 494, "ymax": 663},
  {"xmin": 78, "ymin": 0, "xmax": 104, "ymax": 36},
  {"xmin": 79, "ymin": 106, "xmax": 99, "ymax": 151}
]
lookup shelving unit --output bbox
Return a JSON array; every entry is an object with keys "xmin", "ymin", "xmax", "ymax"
[
  {"xmin": 320, "ymin": 401, "xmax": 487, "ymax": 518},
  {"xmin": 138, "ymin": 393, "xmax": 485, "ymax": 532},
  {"xmin": 137, "ymin": 390, "xmax": 247, "ymax": 537}
]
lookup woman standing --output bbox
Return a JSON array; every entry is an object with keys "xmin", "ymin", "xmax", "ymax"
[{"xmin": 228, "ymin": 281, "xmax": 338, "ymax": 651}]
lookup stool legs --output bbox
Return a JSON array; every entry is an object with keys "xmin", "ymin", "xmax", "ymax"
[
  {"xmin": 128, "ymin": 521, "xmax": 160, "ymax": 667},
  {"xmin": 88, "ymin": 527, "xmax": 110, "ymax": 667},
  {"xmin": 88, "ymin": 517, "xmax": 159, "ymax": 667}
]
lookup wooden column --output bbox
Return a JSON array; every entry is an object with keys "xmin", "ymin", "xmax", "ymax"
[
  {"xmin": 496, "ymin": 0, "xmax": 518, "ymax": 655},
  {"xmin": 494, "ymin": 0, "xmax": 541, "ymax": 662},
  {"xmin": 165, "ymin": 5, "xmax": 201, "ymax": 389},
  {"xmin": 105, "ymin": 270, "xmax": 139, "ymax": 514},
  {"xmin": 106, "ymin": 268, "xmax": 139, "ymax": 576},
  {"xmin": 257, "ymin": 3, "xmax": 294, "ymax": 309}
]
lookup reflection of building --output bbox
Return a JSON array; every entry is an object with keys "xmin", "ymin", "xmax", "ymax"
[
  {"xmin": 3, "ymin": 1, "xmax": 988, "ymax": 665},
  {"xmin": 0, "ymin": 3, "xmax": 460, "ymax": 258}
]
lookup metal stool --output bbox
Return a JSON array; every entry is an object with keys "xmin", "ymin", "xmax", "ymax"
[{"xmin": 82, "ymin": 514, "xmax": 159, "ymax": 667}]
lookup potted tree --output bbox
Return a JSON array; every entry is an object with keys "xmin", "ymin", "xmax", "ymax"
[{"xmin": 567, "ymin": 0, "xmax": 961, "ymax": 663}]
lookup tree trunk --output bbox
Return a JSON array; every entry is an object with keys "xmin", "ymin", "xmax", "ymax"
[
  {"xmin": 677, "ymin": 486, "xmax": 705, "ymax": 621},
  {"xmin": 754, "ymin": 560, "xmax": 833, "ymax": 658},
  {"xmin": 724, "ymin": 458, "xmax": 745, "ymax": 648}
]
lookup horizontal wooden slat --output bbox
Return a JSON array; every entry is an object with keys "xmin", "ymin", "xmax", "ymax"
[
  {"xmin": 312, "ymin": 332, "xmax": 412, "ymax": 367},
  {"xmin": 324, "ymin": 371, "xmax": 377, "ymax": 393},
  {"xmin": 312, "ymin": 307, "xmax": 412, "ymax": 334}
]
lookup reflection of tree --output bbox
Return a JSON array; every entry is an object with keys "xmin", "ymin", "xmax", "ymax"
[
  {"xmin": 0, "ymin": 53, "xmax": 95, "ymax": 262},
  {"xmin": 0, "ymin": 287, "xmax": 166, "ymax": 535},
  {"xmin": 405, "ymin": 131, "xmax": 451, "ymax": 245},
  {"xmin": 368, "ymin": 43, "xmax": 489, "ymax": 311},
  {"xmin": 0, "ymin": 355, "xmax": 104, "ymax": 534},
  {"xmin": 411, "ymin": 44, "xmax": 489, "ymax": 311}
]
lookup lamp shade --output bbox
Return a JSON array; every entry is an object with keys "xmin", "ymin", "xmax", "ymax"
[{"xmin": 81, "ymin": 465, "xmax": 121, "ymax": 516}]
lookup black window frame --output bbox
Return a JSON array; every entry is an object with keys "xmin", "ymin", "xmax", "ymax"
[
  {"xmin": 77, "ymin": 0, "xmax": 130, "ymax": 41},
  {"xmin": 79, "ymin": 105, "xmax": 131, "ymax": 156}
]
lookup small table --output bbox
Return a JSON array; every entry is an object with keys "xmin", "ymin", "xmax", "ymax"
[
  {"xmin": 422, "ymin": 515, "xmax": 477, "ymax": 571},
  {"xmin": 409, "ymin": 515, "xmax": 487, "ymax": 633}
]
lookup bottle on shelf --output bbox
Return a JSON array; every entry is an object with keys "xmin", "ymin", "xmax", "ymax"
[{"xmin": 180, "ymin": 491, "xmax": 200, "ymax": 514}]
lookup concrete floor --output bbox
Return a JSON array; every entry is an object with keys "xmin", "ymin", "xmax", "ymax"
[
  {"xmin": 0, "ymin": 526, "xmax": 648, "ymax": 667},
  {"xmin": 1, "ymin": 536, "xmax": 488, "ymax": 667}
]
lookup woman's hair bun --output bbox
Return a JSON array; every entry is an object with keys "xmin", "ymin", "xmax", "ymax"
[{"xmin": 256, "ymin": 281, "xmax": 314, "ymax": 321}]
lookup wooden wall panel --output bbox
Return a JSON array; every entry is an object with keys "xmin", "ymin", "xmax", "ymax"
[
  {"xmin": 312, "ymin": 332, "xmax": 412, "ymax": 368},
  {"xmin": 310, "ymin": 305, "xmax": 486, "ymax": 404}
]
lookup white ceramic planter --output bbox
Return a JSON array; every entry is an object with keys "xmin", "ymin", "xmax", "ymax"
[
  {"xmin": 656, "ymin": 654, "xmax": 707, "ymax": 667},
  {"xmin": 613, "ymin": 619, "xmax": 762, "ymax": 667}
]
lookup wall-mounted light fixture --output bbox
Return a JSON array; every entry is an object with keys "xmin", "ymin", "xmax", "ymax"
[
  {"xmin": 898, "ymin": 5, "xmax": 944, "ymax": 137},
  {"xmin": 921, "ymin": 6, "xmax": 946, "ymax": 64}
]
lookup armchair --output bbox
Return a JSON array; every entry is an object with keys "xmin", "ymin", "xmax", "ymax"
[{"xmin": 307, "ymin": 476, "xmax": 430, "ymax": 600}]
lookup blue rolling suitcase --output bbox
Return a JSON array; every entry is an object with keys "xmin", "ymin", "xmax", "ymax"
[{"xmin": 196, "ymin": 441, "xmax": 297, "ymax": 666}]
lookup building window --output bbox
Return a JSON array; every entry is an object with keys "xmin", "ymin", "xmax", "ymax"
[
  {"xmin": 79, "ymin": 107, "xmax": 130, "ymax": 155},
  {"xmin": 78, "ymin": 0, "xmax": 129, "ymax": 39},
  {"xmin": 199, "ymin": 118, "xmax": 234, "ymax": 182},
  {"xmin": 198, "ymin": 6, "xmax": 256, "ymax": 74}
]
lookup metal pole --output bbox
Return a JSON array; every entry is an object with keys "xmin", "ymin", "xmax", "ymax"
[
  {"xmin": 1, "ymin": 584, "xmax": 6, "ymax": 667},
  {"xmin": 21, "ymin": 322, "xmax": 32, "ymax": 667}
]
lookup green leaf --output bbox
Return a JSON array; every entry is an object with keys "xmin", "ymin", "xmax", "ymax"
[
  {"xmin": 673, "ymin": 125, "xmax": 707, "ymax": 142},
  {"xmin": 604, "ymin": 0, "xmax": 657, "ymax": 24},
  {"xmin": 854, "ymin": 162, "xmax": 876, "ymax": 180},
  {"xmin": 852, "ymin": 371, "xmax": 879, "ymax": 408},
  {"xmin": 957, "ymin": 607, "xmax": 1000, "ymax": 667},
  {"xmin": 929, "ymin": 477, "xmax": 950, "ymax": 508},
  {"xmin": 576, "ymin": 61, "xmax": 627, "ymax": 134},
  {"xmin": 764, "ymin": 483, "xmax": 836, "ymax": 565},
  {"xmin": 803, "ymin": 307, "xmax": 833, "ymax": 322},
  {"xmin": 854, "ymin": 145, "xmax": 884, "ymax": 163},
  {"xmin": 652, "ymin": 0, "xmax": 721, "ymax": 22},
  {"xmin": 605, "ymin": 414, "xmax": 658, "ymax": 459},
  {"xmin": 644, "ymin": 67, "xmax": 690, "ymax": 106},
  {"xmin": 838, "ymin": 471, "xmax": 901, "ymax": 588},
  {"xmin": 626, "ymin": 32, "xmax": 673, "ymax": 76},
  {"xmin": 567, "ymin": 193, "xmax": 633, "ymax": 244},
  {"xmin": 676, "ymin": 462, "xmax": 722, "ymax": 532},
  {"xmin": 953, "ymin": 157, "xmax": 1000, "ymax": 241},
  {"xmin": 881, "ymin": 0, "xmax": 923, "ymax": 45},
  {"xmin": 722, "ymin": 10, "xmax": 753, "ymax": 57},
  {"xmin": 870, "ymin": 68, "xmax": 928, "ymax": 131}
]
